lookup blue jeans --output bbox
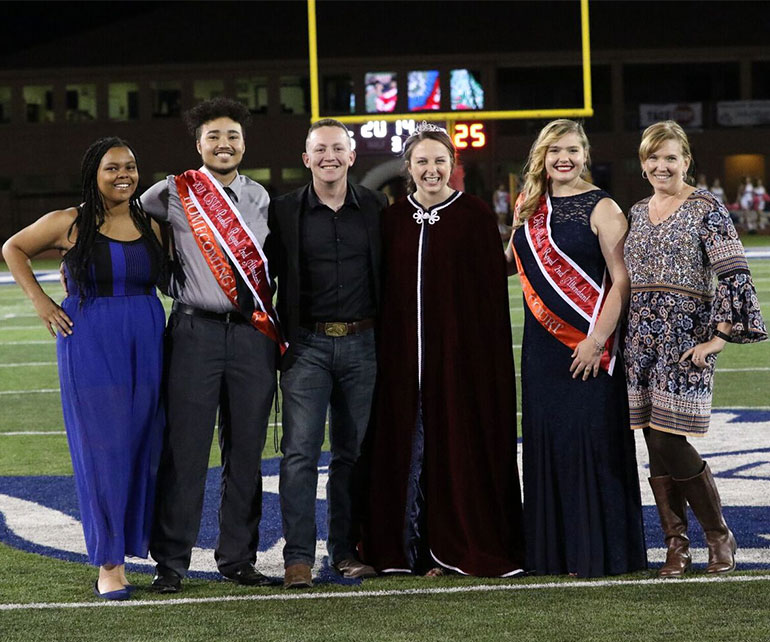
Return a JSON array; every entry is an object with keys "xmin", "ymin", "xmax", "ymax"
[{"xmin": 279, "ymin": 327, "xmax": 376, "ymax": 567}]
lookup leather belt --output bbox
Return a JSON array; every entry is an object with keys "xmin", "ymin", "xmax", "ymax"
[
  {"xmin": 303, "ymin": 318, "xmax": 374, "ymax": 337},
  {"xmin": 172, "ymin": 301, "xmax": 250, "ymax": 324}
]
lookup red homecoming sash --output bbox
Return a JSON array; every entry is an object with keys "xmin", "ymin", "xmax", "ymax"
[
  {"xmin": 175, "ymin": 168, "xmax": 288, "ymax": 354},
  {"xmin": 513, "ymin": 193, "xmax": 617, "ymax": 373}
]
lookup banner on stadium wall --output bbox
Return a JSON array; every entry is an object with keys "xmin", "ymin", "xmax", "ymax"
[
  {"xmin": 639, "ymin": 103, "xmax": 703, "ymax": 128},
  {"xmin": 717, "ymin": 100, "xmax": 770, "ymax": 127}
]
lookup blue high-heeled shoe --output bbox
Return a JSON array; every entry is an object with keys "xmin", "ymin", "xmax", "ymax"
[{"xmin": 93, "ymin": 580, "xmax": 131, "ymax": 601}]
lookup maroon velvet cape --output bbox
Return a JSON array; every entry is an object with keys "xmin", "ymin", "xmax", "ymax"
[{"xmin": 361, "ymin": 192, "xmax": 525, "ymax": 576}]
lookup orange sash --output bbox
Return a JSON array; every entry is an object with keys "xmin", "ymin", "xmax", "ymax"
[
  {"xmin": 514, "ymin": 194, "xmax": 616, "ymax": 373},
  {"xmin": 175, "ymin": 169, "xmax": 287, "ymax": 354}
]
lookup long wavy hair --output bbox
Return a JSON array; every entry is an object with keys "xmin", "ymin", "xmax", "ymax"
[
  {"xmin": 514, "ymin": 119, "xmax": 591, "ymax": 227},
  {"xmin": 66, "ymin": 137, "xmax": 164, "ymax": 303}
]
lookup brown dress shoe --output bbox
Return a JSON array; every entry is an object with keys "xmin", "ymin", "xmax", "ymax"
[
  {"xmin": 333, "ymin": 557, "xmax": 377, "ymax": 579},
  {"xmin": 676, "ymin": 463, "xmax": 737, "ymax": 574},
  {"xmin": 649, "ymin": 475, "xmax": 692, "ymax": 578},
  {"xmin": 283, "ymin": 563, "xmax": 313, "ymax": 589}
]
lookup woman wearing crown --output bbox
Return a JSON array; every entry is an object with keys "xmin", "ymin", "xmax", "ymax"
[{"xmin": 360, "ymin": 123, "xmax": 525, "ymax": 577}]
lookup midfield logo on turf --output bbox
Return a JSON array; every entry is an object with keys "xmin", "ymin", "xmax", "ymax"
[{"xmin": 1, "ymin": 412, "xmax": 770, "ymax": 575}]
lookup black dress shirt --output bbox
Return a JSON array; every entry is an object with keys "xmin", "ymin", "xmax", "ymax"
[{"xmin": 299, "ymin": 186, "xmax": 375, "ymax": 323}]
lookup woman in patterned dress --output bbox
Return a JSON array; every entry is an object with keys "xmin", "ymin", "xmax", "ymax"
[
  {"xmin": 506, "ymin": 119, "xmax": 646, "ymax": 577},
  {"xmin": 624, "ymin": 121, "xmax": 767, "ymax": 577},
  {"xmin": 2, "ymin": 138, "xmax": 166, "ymax": 599}
]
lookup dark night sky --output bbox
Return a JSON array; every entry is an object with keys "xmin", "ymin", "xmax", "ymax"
[{"xmin": 1, "ymin": 1, "xmax": 768, "ymax": 68}]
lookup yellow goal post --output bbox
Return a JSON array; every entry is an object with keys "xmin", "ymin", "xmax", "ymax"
[{"xmin": 306, "ymin": 0, "xmax": 593, "ymax": 125}]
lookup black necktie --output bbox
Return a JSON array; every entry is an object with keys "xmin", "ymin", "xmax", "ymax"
[{"xmin": 224, "ymin": 186, "xmax": 255, "ymax": 318}]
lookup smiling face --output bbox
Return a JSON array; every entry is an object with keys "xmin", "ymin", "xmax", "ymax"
[
  {"xmin": 642, "ymin": 138, "xmax": 690, "ymax": 193},
  {"xmin": 96, "ymin": 146, "xmax": 138, "ymax": 209},
  {"xmin": 196, "ymin": 117, "xmax": 245, "ymax": 180},
  {"xmin": 303, "ymin": 125, "xmax": 355, "ymax": 188},
  {"xmin": 406, "ymin": 138, "xmax": 455, "ymax": 205},
  {"xmin": 544, "ymin": 132, "xmax": 587, "ymax": 186}
]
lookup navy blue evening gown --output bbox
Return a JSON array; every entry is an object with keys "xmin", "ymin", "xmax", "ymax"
[{"xmin": 513, "ymin": 190, "xmax": 646, "ymax": 577}]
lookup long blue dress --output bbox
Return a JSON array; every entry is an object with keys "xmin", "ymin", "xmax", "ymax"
[
  {"xmin": 58, "ymin": 232, "xmax": 165, "ymax": 566},
  {"xmin": 513, "ymin": 190, "xmax": 646, "ymax": 577}
]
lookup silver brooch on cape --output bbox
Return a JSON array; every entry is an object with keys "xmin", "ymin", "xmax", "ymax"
[{"xmin": 413, "ymin": 207, "xmax": 441, "ymax": 225}]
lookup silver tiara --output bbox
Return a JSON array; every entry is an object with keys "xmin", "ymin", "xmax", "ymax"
[{"xmin": 413, "ymin": 120, "xmax": 447, "ymax": 135}]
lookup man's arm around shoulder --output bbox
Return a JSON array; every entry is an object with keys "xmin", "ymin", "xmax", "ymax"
[{"xmin": 141, "ymin": 179, "xmax": 172, "ymax": 222}]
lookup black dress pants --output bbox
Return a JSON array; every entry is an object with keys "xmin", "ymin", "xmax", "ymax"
[{"xmin": 150, "ymin": 312, "xmax": 276, "ymax": 577}]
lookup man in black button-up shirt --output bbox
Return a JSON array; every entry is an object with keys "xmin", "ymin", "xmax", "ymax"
[{"xmin": 266, "ymin": 119, "xmax": 387, "ymax": 588}]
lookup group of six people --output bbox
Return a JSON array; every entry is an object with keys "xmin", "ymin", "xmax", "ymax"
[{"xmin": 3, "ymin": 98, "xmax": 766, "ymax": 600}]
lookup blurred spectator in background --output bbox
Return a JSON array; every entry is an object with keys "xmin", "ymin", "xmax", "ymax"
[
  {"xmin": 709, "ymin": 178, "xmax": 725, "ymax": 204},
  {"xmin": 493, "ymin": 182, "xmax": 511, "ymax": 241}
]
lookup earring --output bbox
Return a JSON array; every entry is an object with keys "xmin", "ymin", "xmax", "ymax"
[{"xmin": 641, "ymin": 170, "xmax": 648, "ymax": 180}]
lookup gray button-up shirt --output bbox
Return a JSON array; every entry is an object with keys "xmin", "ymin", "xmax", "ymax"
[{"xmin": 141, "ymin": 169, "xmax": 270, "ymax": 312}]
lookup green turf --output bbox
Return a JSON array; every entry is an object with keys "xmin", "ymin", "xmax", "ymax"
[
  {"xmin": 2, "ymin": 254, "xmax": 770, "ymax": 641},
  {"xmin": 1, "ymin": 542, "xmax": 769, "ymax": 642}
]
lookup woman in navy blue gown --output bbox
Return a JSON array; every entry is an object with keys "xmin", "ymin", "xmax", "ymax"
[
  {"xmin": 2, "ymin": 138, "xmax": 166, "ymax": 599},
  {"xmin": 505, "ymin": 120, "xmax": 646, "ymax": 577}
]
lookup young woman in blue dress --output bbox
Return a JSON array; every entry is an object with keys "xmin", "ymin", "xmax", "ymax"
[{"xmin": 2, "ymin": 138, "xmax": 166, "ymax": 600}]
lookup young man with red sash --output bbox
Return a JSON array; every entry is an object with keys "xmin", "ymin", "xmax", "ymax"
[
  {"xmin": 265, "ymin": 119, "xmax": 387, "ymax": 588},
  {"xmin": 141, "ymin": 98, "xmax": 284, "ymax": 592}
]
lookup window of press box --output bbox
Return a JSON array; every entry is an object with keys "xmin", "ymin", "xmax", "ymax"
[
  {"xmin": 240, "ymin": 168, "xmax": 271, "ymax": 183},
  {"xmin": 365, "ymin": 72, "xmax": 398, "ymax": 113},
  {"xmin": 280, "ymin": 76, "xmax": 310, "ymax": 115},
  {"xmin": 23, "ymin": 85, "xmax": 54, "ymax": 123},
  {"xmin": 408, "ymin": 70, "xmax": 441, "ymax": 111},
  {"xmin": 235, "ymin": 77, "xmax": 268, "ymax": 114},
  {"xmin": 66, "ymin": 84, "xmax": 97, "ymax": 121},
  {"xmin": 450, "ymin": 69, "xmax": 484, "ymax": 111},
  {"xmin": 281, "ymin": 168, "xmax": 306, "ymax": 183},
  {"xmin": 496, "ymin": 66, "xmax": 583, "ymax": 136},
  {"xmin": 150, "ymin": 81, "xmax": 182, "ymax": 118},
  {"xmin": 194, "ymin": 80, "xmax": 225, "ymax": 103},
  {"xmin": 108, "ymin": 83, "xmax": 139, "ymax": 121},
  {"xmin": 0, "ymin": 86, "xmax": 11, "ymax": 123},
  {"xmin": 751, "ymin": 62, "xmax": 770, "ymax": 100},
  {"xmin": 323, "ymin": 75, "xmax": 355, "ymax": 114}
]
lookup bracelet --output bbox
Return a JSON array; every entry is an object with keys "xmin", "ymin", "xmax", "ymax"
[
  {"xmin": 588, "ymin": 335, "xmax": 605, "ymax": 355},
  {"xmin": 714, "ymin": 330, "xmax": 731, "ymax": 343}
]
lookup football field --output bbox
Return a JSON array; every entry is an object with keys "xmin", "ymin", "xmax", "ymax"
[{"xmin": 1, "ymin": 250, "xmax": 769, "ymax": 642}]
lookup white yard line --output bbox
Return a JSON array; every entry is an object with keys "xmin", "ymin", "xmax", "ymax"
[
  {"xmin": 2, "ymin": 573, "xmax": 770, "ymax": 612},
  {"xmin": 0, "ymin": 362, "xmax": 56, "ymax": 368},
  {"xmin": 3, "ymin": 340, "xmax": 55, "ymax": 345},
  {"xmin": 0, "ymin": 389, "xmax": 59, "ymax": 395},
  {"xmin": 0, "ymin": 431, "xmax": 65, "ymax": 436},
  {"xmin": 0, "ymin": 326, "xmax": 44, "ymax": 331}
]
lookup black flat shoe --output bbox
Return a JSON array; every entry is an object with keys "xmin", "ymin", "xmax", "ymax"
[
  {"xmin": 222, "ymin": 564, "xmax": 277, "ymax": 586},
  {"xmin": 151, "ymin": 568, "xmax": 182, "ymax": 593}
]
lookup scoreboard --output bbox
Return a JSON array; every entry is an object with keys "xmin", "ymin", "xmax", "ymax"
[{"xmin": 349, "ymin": 119, "xmax": 487, "ymax": 155}]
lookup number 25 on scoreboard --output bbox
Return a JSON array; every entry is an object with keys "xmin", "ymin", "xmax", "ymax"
[{"xmin": 453, "ymin": 123, "xmax": 486, "ymax": 149}]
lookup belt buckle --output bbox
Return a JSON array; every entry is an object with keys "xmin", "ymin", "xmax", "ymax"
[{"xmin": 324, "ymin": 322, "xmax": 348, "ymax": 337}]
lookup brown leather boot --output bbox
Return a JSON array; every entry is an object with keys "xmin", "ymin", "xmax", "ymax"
[
  {"xmin": 649, "ymin": 475, "xmax": 691, "ymax": 578},
  {"xmin": 676, "ymin": 463, "xmax": 737, "ymax": 574}
]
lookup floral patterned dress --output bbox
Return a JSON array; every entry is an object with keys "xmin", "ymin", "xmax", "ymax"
[{"xmin": 624, "ymin": 188, "xmax": 766, "ymax": 437}]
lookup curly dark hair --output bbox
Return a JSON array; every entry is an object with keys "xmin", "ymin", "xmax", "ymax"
[
  {"xmin": 66, "ymin": 137, "xmax": 165, "ymax": 304},
  {"xmin": 183, "ymin": 97, "xmax": 252, "ymax": 139}
]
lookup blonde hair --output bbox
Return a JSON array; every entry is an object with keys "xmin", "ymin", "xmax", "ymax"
[
  {"xmin": 638, "ymin": 120, "xmax": 693, "ymax": 183},
  {"xmin": 514, "ymin": 119, "xmax": 591, "ymax": 227}
]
